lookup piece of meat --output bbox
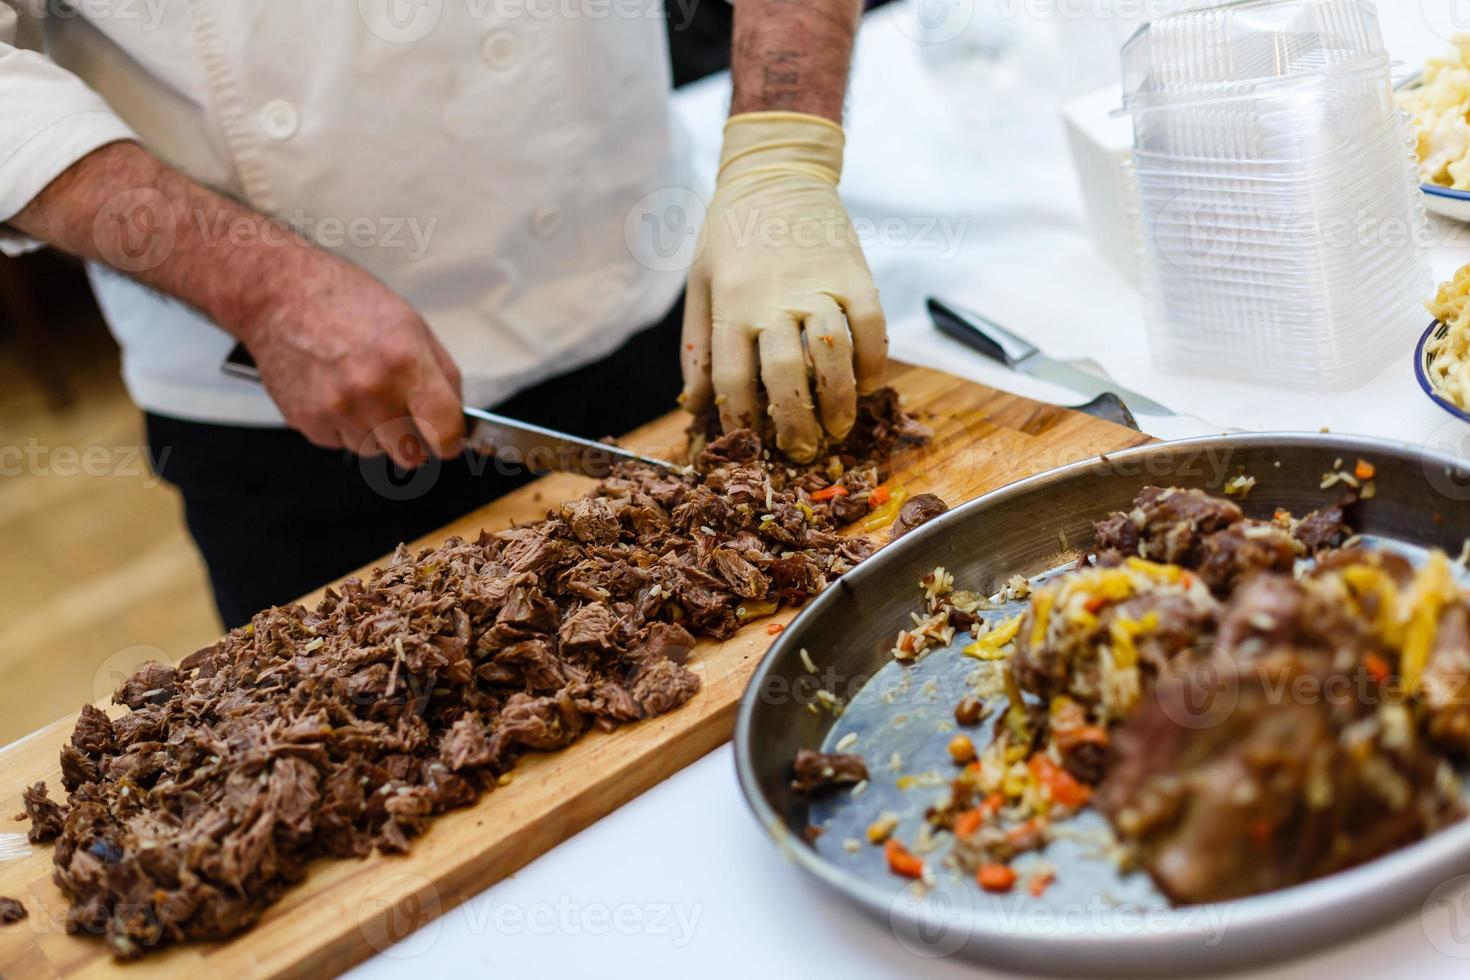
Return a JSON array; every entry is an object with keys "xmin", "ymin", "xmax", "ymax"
[
  {"xmin": 0, "ymin": 898, "xmax": 26, "ymax": 924},
  {"xmin": 1097, "ymin": 651, "xmax": 1462, "ymax": 904},
  {"xmin": 70, "ymin": 705, "xmax": 115, "ymax": 756},
  {"xmin": 1294, "ymin": 502, "xmax": 1352, "ymax": 554},
  {"xmin": 629, "ymin": 659, "xmax": 701, "ymax": 715},
  {"xmin": 1096, "ymin": 486, "xmax": 1242, "ymax": 566},
  {"xmin": 20, "ymin": 782, "xmax": 66, "ymax": 844},
  {"xmin": 558, "ymin": 604, "xmax": 621, "ymax": 659},
  {"xmin": 891, "ymin": 494, "xmax": 949, "ymax": 541},
  {"xmin": 112, "ymin": 663, "xmax": 175, "ymax": 710},
  {"xmin": 1195, "ymin": 521, "xmax": 1301, "ymax": 594},
  {"xmin": 560, "ymin": 498, "xmax": 622, "ymax": 546},
  {"xmin": 791, "ymin": 749, "xmax": 869, "ymax": 793},
  {"xmin": 439, "ymin": 714, "xmax": 495, "ymax": 772},
  {"xmin": 1092, "ymin": 511, "xmax": 1139, "ymax": 557}
]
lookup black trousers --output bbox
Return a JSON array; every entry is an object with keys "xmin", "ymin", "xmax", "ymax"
[{"xmin": 147, "ymin": 301, "xmax": 684, "ymax": 629}]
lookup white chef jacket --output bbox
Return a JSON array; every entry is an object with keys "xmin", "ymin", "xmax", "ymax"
[{"xmin": 0, "ymin": 0, "xmax": 691, "ymax": 424}]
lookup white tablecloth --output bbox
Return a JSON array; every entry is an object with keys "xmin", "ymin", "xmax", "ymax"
[{"xmin": 352, "ymin": 4, "xmax": 1470, "ymax": 977}]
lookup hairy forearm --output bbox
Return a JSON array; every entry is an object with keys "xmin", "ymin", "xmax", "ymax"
[
  {"xmin": 729, "ymin": 0, "xmax": 862, "ymax": 122},
  {"xmin": 9, "ymin": 141, "xmax": 315, "ymax": 340}
]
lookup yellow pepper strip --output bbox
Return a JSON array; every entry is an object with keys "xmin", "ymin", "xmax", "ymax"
[
  {"xmin": 1028, "ymin": 593, "xmax": 1054, "ymax": 648},
  {"xmin": 1339, "ymin": 564, "xmax": 1404, "ymax": 646},
  {"xmin": 965, "ymin": 614, "xmax": 1022, "ymax": 660},
  {"xmin": 1107, "ymin": 611, "xmax": 1159, "ymax": 670},
  {"xmin": 1403, "ymin": 551, "xmax": 1457, "ymax": 689},
  {"xmin": 735, "ymin": 597, "xmax": 781, "ymax": 624},
  {"xmin": 861, "ymin": 484, "xmax": 911, "ymax": 533}
]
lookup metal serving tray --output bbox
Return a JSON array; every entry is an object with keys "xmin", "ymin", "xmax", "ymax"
[{"xmin": 735, "ymin": 434, "xmax": 1470, "ymax": 975}]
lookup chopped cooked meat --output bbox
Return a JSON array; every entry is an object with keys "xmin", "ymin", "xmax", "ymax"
[
  {"xmin": 19, "ymin": 782, "xmax": 66, "ymax": 844},
  {"xmin": 629, "ymin": 659, "xmax": 701, "ymax": 715},
  {"xmin": 48, "ymin": 388, "xmax": 927, "ymax": 959},
  {"xmin": 1095, "ymin": 486, "xmax": 1242, "ymax": 566},
  {"xmin": 891, "ymin": 493, "xmax": 949, "ymax": 541},
  {"xmin": 560, "ymin": 498, "xmax": 623, "ymax": 546},
  {"xmin": 1213, "ymin": 572, "xmax": 1371, "ymax": 663},
  {"xmin": 0, "ymin": 898, "xmax": 26, "ymax": 924},
  {"xmin": 70, "ymin": 705, "xmax": 115, "ymax": 756},
  {"xmin": 1092, "ymin": 511, "xmax": 1138, "ymax": 557},
  {"xmin": 112, "ymin": 663, "xmax": 175, "ymax": 710},
  {"xmin": 1195, "ymin": 521, "xmax": 1301, "ymax": 594},
  {"xmin": 791, "ymin": 749, "xmax": 869, "ymax": 793},
  {"xmin": 1097, "ymin": 651, "xmax": 1462, "ymax": 904},
  {"xmin": 1294, "ymin": 501, "xmax": 1352, "ymax": 553}
]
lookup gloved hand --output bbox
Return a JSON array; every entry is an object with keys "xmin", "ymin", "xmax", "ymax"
[{"xmin": 680, "ymin": 111, "xmax": 888, "ymax": 463}]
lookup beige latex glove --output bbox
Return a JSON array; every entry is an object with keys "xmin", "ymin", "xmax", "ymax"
[{"xmin": 681, "ymin": 111, "xmax": 888, "ymax": 463}]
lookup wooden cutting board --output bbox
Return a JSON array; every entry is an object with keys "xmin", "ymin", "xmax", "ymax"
[{"xmin": 0, "ymin": 364, "xmax": 1150, "ymax": 979}]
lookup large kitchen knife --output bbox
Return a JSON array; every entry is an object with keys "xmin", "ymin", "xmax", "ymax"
[
  {"xmin": 222, "ymin": 343, "xmax": 684, "ymax": 478},
  {"xmin": 927, "ymin": 298, "xmax": 1174, "ymax": 418}
]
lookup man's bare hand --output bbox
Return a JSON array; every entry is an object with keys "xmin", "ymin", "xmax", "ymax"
[
  {"xmin": 10, "ymin": 141, "xmax": 463, "ymax": 468},
  {"xmin": 238, "ymin": 247, "xmax": 463, "ymax": 468}
]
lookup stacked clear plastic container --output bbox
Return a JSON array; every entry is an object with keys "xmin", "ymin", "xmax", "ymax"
[{"xmin": 1120, "ymin": 0, "xmax": 1429, "ymax": 390}]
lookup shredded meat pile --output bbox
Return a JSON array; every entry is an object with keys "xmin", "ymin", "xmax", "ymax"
[{"xmin": 40, "ymin": 392, "xmax": 929, "ymax": 959}]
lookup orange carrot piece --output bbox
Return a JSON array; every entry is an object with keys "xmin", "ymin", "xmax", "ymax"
[
  {"xmin": 869, "ymin": 484, "xmax": 891, "ymax": 507},
  {"xmin": 1364, "ymin": 652, "xmax": 1391, "ymax": 685},
  {"xmin": 885, "ymin": 838, "xmax": 925, "ymax": 879},
  {"xmin": 810, "ymin": 485, "xmax": 849, "ymax": 502},
  {"xmin": 1029, "ymin": 754, "xmax": 1091, "ymax": 809},
  {"xmin": 954, "ymin": 808, "xmax": 985, "ymax": 839},
  {"xmin": 977, "ymin": 864, "xmax": 1018, "ymax": 893},
  {"xmin": 1028, "ymin": 869, "xmax": 1056, "ymax": 898},
  {"xmin": 1355, "ymin": 459, "xmax": 1376, "ymax": 481}
]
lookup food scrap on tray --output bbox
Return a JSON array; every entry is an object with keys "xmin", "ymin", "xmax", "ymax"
[
  {"xmin": 28, "ymin": 391, "xmax": 929, "ymax": 959},
  {"xmin": 817, "ymin": 483, "xmax": 1470, "ymax": 903}
]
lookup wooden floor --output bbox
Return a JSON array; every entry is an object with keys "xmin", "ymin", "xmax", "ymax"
[{"xmin": 0, "ymin": 270, "xmax": 220, "ymax": 745}]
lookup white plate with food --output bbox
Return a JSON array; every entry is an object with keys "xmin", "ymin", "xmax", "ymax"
[
  {"xmin": 1398, "ymin": 51, "xmax": 1470, "ymax": 222},
  {"xmin": 736, "ymin": 434, "xmax": 1470, "ymax": 975}
]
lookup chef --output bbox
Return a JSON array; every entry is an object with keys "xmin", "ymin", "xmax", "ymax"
[{"xmin": 0, "ymin": 0, "xmax": 887, "ymax": 626}]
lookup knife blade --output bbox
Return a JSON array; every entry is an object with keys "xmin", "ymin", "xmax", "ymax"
[
  {"xmin": 222, "ymin": 342, "xmax": 684, "ymax": 478},
  {"xmin": 927, "ymin": 298, "xmax": 1174, "ymax": 418},
  {"xmin": 463, "ymin": 406, "xmax": 684, "ymax": 479}
]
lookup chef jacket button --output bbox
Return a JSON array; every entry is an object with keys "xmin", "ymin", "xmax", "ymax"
[
  {"xmin": 481, "ymin": 30, "xmax": 522, "ymax": 71},
  {"xmin": 530, "ymin": 206, "xmax": 562, "ymax": 238},
  {"xmin": 259, "ymin": 100, "xmax": 300, "ymax": 141}
]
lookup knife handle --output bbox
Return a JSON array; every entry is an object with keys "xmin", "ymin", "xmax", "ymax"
[{"xmin": 926, "ymin": 298, "xmax": 1038, "ymax": 368}]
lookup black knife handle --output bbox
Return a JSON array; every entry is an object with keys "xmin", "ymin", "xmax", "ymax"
[{"xmin": 926, "ymin": 297, "xmax": 1012, "ymax": 366}]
